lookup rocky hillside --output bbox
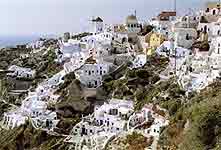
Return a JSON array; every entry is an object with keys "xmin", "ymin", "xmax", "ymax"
[
  {"xmin": 101, "ymin": 55, "xmax": 221, "ymax": 150},
  {"xmin": 159, "ymin": 81, "xmax": 221, "ymax": 150},
  {"xmin": 0, "ymin": 123, "xmax": 70, "ymax": 150},
  {"xmin": 0, "ymin": 48, "xmax": 220, "ymax": 149}
]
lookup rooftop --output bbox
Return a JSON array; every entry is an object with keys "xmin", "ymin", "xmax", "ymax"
[
  {"xmin": 126, "ymin": 15, "xmax": 137, "ymax": 21},
  {"xmin": 126, "ymin": 15, "xmax": 138, "ymax": 24},
  {"xmin": 192, "ymin": 41, "xmax": 210, "ymax": 52},
  {"xmin": 157, "ymin": 11, "xmax": 176, "ymax": 21},
  {"xmin": 92, "ymin": 17, "xmax": 103, "ymax": 22}
]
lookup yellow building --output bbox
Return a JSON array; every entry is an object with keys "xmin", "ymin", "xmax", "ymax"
[{"xmin": 145, "ymin": 32, "xmax": 166, "ymax": 55}]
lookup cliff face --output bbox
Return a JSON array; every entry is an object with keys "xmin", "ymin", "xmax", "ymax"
[
  {"xmin": 0, "ymin": 123, "xmax": 70, "ymax": 150},
  {"xmin": 159, "ymin": 81, "xmax": 221, "ymax": 150}
]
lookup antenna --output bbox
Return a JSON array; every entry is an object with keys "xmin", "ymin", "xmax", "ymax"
[
  {"xmin": 219, "ymin": 0, "xmax": 221, "ymax": 15},
  {"xmin": 174, "ymin": 0, "xmax": 177, "ymax": 14},
  {"xmin": 135, "ymin": 10, "xmax": 137, "ymax": 16}
]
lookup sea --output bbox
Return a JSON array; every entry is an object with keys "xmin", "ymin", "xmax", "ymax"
[{"xmin": 0, "ymin": 35, "xmax": 58, "ymax": 48}]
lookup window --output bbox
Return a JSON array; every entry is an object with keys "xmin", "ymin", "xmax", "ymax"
[
  {"xmin": 206, "ymin": 8, "xmax": 209, "ymax": 12},
  {"xmin": 218, "ymin": 30, "xmax": 220, "ymax": 35},
  {"xmin": 204, "ymin": 25, "xmax": 207, "ymax": 32},
  {"xmin": 186, "ymin": 34, "xmax": 190, "ymax": 40},
  {"xmin": 213, "ymin": 9, "xmax": 216, "ymax": 15},
  {"xmin": 88, "ymin": 82, "xmax": 92, "ymax": 87}
]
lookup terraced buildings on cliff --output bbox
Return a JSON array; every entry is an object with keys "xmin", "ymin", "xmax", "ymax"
[{"xmin": 0, "ymin": 1, "xmax": 221, "ymax": 150}]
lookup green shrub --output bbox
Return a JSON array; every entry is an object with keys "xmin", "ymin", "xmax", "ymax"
[{"xmin": 136, "ymin": 69, "xmax": 150, "ymax": 79}]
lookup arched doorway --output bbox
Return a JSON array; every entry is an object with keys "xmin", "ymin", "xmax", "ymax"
[
  {"xmin": 122, "ymin": 37, "xmax": 127, "ymax": 44},
  {"xmin": 213, "ymin": 9, "xmax": 216, "ymax": 15}
]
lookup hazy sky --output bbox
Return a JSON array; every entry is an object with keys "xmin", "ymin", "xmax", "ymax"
[{"xmin": 0, "ymin": 0, "xmax": 211, "ymax": 36}]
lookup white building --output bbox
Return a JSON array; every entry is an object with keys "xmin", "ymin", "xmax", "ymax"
[
  {"xmin": 210, "ymin": 36, "xmax": 221, "ymax": 55},
  {"xmin": 156, "ymin": 41, "xmax": 174, "ymax": 57},
  {"xmin": 197, "ymin": 17, "xmax": 221, "ymax": 41},
  {"xmin": 197, "ymin": 21, "xmax": 211, "ymax": 34},
  {"xmin": 2, "ymin": 112, "xmax": 27, "ymax": 129},
  {"xmin": 92, "ymin": 43, "xmax": 111, "ymax": 59},
  {"xmin": 146, "ymin": 115, "xmax": 168, "ymax": 138},
  {"xmin": 64, "ymin": 51, "xmax": 87, "ymax": 73},
  {"xmin": 81, "ymin": 32, "xmax": 113, "ymax": 51},
  {"xmin": 157, "ymin": 40, "xmax": 190, "ymax": 58},
  {"xmin": 174, "ymin": 15, "xmax": 199, "ymax": 29},
  {"xmin": 75, "ymin": 58, "xmax": 111, "ymax": 88},
  {"xmin": 96, "ymin": 32, "xmax": 113, "ymax": 42},
  {"xmin": 173, "ymin": 27, "xmax": 197, "ymax": 49},
  {"xmin": 58, "ymin": 41, "xmax": 82, "ymax": 62},
  {"xmin": 47, "ymin": 72, "xmax": 65, "ymax": 87},
  {"xmin": 113, "ymin": 32, "xmax": 128, "ymax": 44},
  {"xmin": 132, "ymin": 54, "xmax": 147, "ymax": 68},
  {"xmin": 21, "ymin": 98, "xmax": 48, "ymax": 117},
  {"xmin": 70, "ymin": 99, "xmax": 134, "ymax": 138},
  {"xmin": 91, "ymin": 17, "xmax": 104, "ymax": 34},
  {"xmin": 31, "ymin": 111, "xmax": 59, "ymax": 130},
  {"xmin": 129, "ymin": 104, "xmax": 168, "ymax": 131},
  {"xmin": 2, "ymin": 95, "xmax": 58, "ymax": 130},
  {"xmin": 7, "ymin": 65, "xmax": 36, "ymax": 79},
  {"xmin": 150, "ymin": 20, "xmax": 172, "ymax": 37},
  {"xmin": 150, "ymin": 11, "xmax": 176, "ymax": 37},
  {"xmin": 27, "ymin": 39, "xmax": 44, "ymax": 49},
  {"xmin": 210, "ymin": 18, "xmax": 221, "ymax": 37},
  {"xmin": 204, "ymin": 2, "xmax": 221, "ymax": 16}
]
